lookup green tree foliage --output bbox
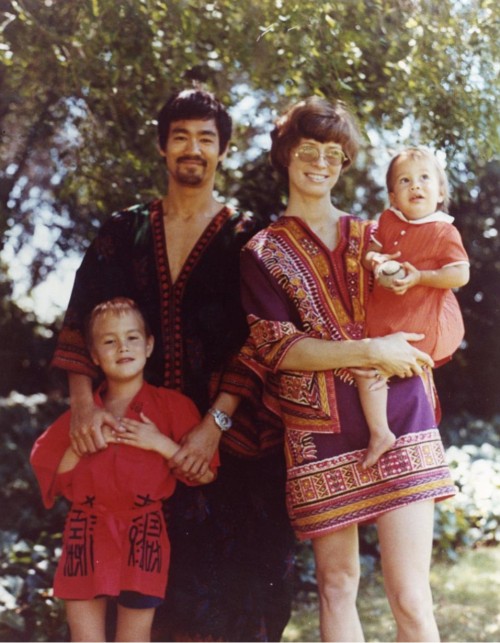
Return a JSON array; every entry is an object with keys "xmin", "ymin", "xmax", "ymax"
[
  {"xmin": 0, "ymin": 267, "xmax": 61, "ymax": 396},
  {"xmin": 0, "ymin": 0, "xmax": 499, "ymax": 415}
]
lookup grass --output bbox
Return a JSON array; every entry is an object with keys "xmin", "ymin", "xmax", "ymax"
[{"xmin": 282, "ymin": 547, "xmax": 500, "ymax": 642}]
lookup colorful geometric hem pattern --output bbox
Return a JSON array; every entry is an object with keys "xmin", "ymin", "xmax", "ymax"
[{"xmin": 286, "ymin": 429, "xmax": 456, "ymax": 540}]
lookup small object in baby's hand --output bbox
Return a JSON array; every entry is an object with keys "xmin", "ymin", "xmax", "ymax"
[{"xmin": 376, "ymin": 260, "xmax": 406, "ymax": 288}]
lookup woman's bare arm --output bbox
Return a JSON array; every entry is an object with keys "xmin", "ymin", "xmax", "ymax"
[{"xmin": 279, "ymin": 332, "xmax": 434, "ymax": 378}]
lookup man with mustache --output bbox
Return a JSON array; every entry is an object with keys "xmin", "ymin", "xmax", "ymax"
[{"xmin": 51, "ymin": 87, "xmax": 294, "ymax": 641}]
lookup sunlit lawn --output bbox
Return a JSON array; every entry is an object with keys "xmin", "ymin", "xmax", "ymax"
[{"xmin": 283, "ymin": 547, "xmax": 500, "ymax": 642}]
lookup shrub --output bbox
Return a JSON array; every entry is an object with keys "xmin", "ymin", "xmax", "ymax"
[
  {"xmin": 0, "ymin": 393, "xmax": 68, "ymax": 641},
  {"xmin": 434, "ymin": 443, "xmax": 500, "ymax": 558}
]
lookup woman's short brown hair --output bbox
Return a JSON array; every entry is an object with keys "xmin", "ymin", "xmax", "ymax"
[{"xmin": 270, "ymin": 96, "xmax": 362, "ymax": 179}]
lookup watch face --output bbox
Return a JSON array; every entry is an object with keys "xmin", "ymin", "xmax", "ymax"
[
  {"xmin": 217, "ymin": 412, "xmax": 231, "ymax": 430},
  {"xmin": 211, "ymin": 409, "xmax": 232, "ymax": 431}
]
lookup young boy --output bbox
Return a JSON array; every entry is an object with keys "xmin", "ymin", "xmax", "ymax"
[
  {"xmin": 358, "ymin": 147, "xmax": 470, "ymax": 468},
  {"xmin": 31, "ymin": 297, "xmax": 217, "ymax": 642}
]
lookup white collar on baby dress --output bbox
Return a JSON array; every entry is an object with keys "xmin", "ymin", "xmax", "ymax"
[{"xmin": 389, "ymin": 207, "xmax": 455, "ymax": 225}]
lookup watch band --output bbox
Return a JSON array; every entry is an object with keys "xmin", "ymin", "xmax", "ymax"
[{"xmin": 208, "ymin": 408, "xmax": 233, "ymax": 432}]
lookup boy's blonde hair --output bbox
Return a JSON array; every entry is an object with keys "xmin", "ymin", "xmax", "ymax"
[
  {"xmin": 85, "ymin": 297, "xmax": 151, "ymax": 349},
  {"xmin": 386, "ymin": 146, "xmax": 450, "ymax": 212}
]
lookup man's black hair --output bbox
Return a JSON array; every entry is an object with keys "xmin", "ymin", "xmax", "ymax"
[{"xmin": 157, "ymin": 88, "xmax": 232, "ymax": 154}]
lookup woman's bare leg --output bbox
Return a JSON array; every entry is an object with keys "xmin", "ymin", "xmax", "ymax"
[
  {"xmin": 377, "ymin": 500, "xmax": 440, "ymax": 642},
  {"xmin": 312, "ymin": 524, "xmax": 364, "ymax": 642}
]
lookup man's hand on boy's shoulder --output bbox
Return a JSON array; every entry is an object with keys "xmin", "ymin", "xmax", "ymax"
[{"xmin": 70, "ymin": 404, "xmax": 121, "ymax": 455}]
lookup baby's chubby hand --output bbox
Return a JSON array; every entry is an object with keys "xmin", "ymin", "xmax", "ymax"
[
  {"xmin": 368, "ymin": 250, "xmax": 401, "ymax": 271},
  {"xmin": 390, "ymin": 262, "xmax": 421, "ymax": 295}
]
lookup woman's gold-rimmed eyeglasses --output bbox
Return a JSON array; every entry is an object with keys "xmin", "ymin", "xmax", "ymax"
[{"xmin": 294, "ymin": 144, "xmax": 349, "ymax": 167}]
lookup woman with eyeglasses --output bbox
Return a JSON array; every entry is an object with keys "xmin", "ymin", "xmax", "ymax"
[{"xmin": 239, "ymin": 96, "xmax": 454, "ymax": 642}]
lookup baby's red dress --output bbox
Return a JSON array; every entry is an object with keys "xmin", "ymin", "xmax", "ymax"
[{"xmin": 367, "ymin": 208, "xmax": 469, "ymax": 362}]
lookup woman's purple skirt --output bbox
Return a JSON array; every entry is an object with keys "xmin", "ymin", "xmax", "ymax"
[{"xmin": 285, "ymin": 375, "xmax": 456, "ymax": 540}]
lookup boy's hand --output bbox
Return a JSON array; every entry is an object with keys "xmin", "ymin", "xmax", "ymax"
[
  {"xmin": 102, "ymin": 425, "xmax": 119, "ymax": 444},
  {"xmin": 114, "ymin": 413, "xmax": 162, "ymax": 451}
]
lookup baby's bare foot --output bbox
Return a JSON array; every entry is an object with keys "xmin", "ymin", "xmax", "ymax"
[{"xmin": 362, "ymin": 431, "xmax": 396, "ymax": 469}]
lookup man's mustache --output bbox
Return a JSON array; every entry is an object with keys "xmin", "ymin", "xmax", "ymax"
[{"xmin": 177, "ymin": 155, "xmax": 207, "ymax": 166}]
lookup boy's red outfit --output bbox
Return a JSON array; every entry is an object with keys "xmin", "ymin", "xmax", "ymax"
[
  {"xmin": 31, "ymin": 382, "xmax": 217, "ymax": 601},
  {"xmin": 366, "ymin": 207, "xmax": 469, "ymax": 363}
]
